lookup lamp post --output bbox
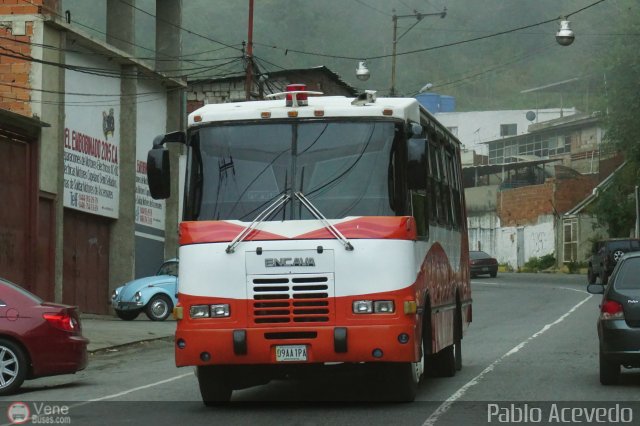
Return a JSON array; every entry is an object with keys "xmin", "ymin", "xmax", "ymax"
[{"xmin": 390, "ymin": 8, "xmax": 446, "ymax": 97}]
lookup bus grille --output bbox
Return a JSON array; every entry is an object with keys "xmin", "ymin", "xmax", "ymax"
[{"xmin": 249, "ymin": 274, "xmax": 334, "ymax": 324}]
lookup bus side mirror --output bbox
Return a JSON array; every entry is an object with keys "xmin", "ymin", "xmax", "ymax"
[
  {"xmin": 407, "ymin": 138, "xmax": 426, "ymax": 189},
  {"xmin": 147, "ymin": 147, "xmax": 170, "ymax": 199},
  {"xmin": 147, "ymin": 131, "xmax": 186, "ymax": 200}
]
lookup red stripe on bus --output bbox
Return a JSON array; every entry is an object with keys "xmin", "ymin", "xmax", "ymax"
[{"xmin": 179, "ymin": 216, "xmax": 417, "ymax": 245}]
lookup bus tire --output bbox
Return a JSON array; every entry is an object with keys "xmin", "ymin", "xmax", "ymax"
[
  {"xmin": 432, "ymin": 345, "xmax": 456, "ymax": 378},
  {"xmin": 385, "ymin": 362, "xmax": 419, "ymax": 402},
  {"xmin": 197, "ymin": 366, "xmax": 232, "ymax": 406},
  {"xmin": 454, "ymin": 303, "xmax": 463, "ymax": 371}
]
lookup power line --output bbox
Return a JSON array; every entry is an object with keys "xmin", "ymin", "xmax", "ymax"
[
  {"xmin": 19, "ymin": 0, "xmax": 176, "ymax": 62},
  {"xmin": 114, "ymin": 0, "xmax": 287, "ymax": 79},
  {"xmin": 116, "ymin": 0, "xmax": 242, "ymax": 53},
  {"xmin": 354, "ymin": 0, "xmax": 390, "ymax": 17},
  {"xmin": 18, "ymin": 0, "xmax": 286, "ymax": 79},
  {"xmin": 0, "ymin": 40, "xmax": 243, "ymax": 81},
  {"xmin": 0, "ymin": 33, "xmax": 243, "ymax": 62},
  {"xmin": 254, "ymin": 0, "xmax": 608, "ymax": 61},
  {"xmin": 416, "ymin": 42, "xmax": 557, "ymax": 94}
]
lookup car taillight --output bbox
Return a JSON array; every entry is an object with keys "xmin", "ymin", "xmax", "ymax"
[
  {"xmin": 43, "ymin": 313, "xmax": 77, "ymax": 331},
  {"xmin": 600, "ymin": 300, "xmax": 624, "ymax": 320}
]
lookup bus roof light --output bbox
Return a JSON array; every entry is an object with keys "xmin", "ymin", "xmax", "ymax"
[{"xmin": 286, "ymin": 83, "xmax": 308, "ymax": 107}]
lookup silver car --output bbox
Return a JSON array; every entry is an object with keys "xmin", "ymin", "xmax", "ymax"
[{"xmin": 587, "ymin": 252, "xmax": 640, "ymax": 385}]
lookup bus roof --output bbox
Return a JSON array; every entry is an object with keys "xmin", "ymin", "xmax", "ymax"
[{"xmin": 188, "ymin": 95, "xmax": 422, "ymax": 126}]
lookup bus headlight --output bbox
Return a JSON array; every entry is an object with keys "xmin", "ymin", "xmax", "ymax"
[
  {"xmin": 211, "ymin": 304, "xmax": 230, "ymax": 318},
  {"xmin": 353, "ymin": 300, "xmax": 373, "ymax": 314},
  {"xmin": 374, "ymin": 300, "xmax": 395, "ymax": 313},
  {"xmin": 190, "ymin": 305, "xmax": 210, "ymax": 318},
  {"xmin": 353, "ymin": 300, "xmax": 395, "ymax": 314}
]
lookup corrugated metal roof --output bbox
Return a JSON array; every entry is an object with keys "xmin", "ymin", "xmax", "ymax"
[
  {"xmin": 462, "ymin": 158, "xmax": 561, "ymax": 180},
  {"xmin": 189, "ymin": 65, "xmax": 358, "ymax": 96}
]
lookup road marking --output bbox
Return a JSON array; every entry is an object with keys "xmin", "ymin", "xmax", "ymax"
[
  {"xmin": 86, "ymin": 372, "xmax": 193, "ymax": 401},
  {"xmin": 474, "ymin": 281, "xmax": 591, "ymax": 295},
  {"xmin": 421, "ymin": 293, "xmax": 592, "ymax": 426}
]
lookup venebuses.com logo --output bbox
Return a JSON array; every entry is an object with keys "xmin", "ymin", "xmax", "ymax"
[{"xmin": 6, "ymin": 402, "xmax": 71, "ymax": 425}]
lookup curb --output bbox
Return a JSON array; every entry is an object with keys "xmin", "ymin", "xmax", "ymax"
[{"xmin": 88, "ymin": 335, "xmax": 174, "ymax": 354}]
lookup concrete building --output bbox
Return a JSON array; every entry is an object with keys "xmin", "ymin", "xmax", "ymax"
[
  {"xmin": 0, "ymin": 0, "xmax": 184, "ymax": 313},
  {"xmin": 463, "ymin": 112, "xmax": 622, "ymax": 269}
]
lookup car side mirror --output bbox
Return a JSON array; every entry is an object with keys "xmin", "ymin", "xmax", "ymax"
[{"xmin": 587, "ymin": 283, "xmax": 605, "ymax": 295}]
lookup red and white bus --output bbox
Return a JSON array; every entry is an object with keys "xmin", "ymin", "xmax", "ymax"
[{"xmin": 147, "ymin": 86, "xmax": 471, "ymax": 404}]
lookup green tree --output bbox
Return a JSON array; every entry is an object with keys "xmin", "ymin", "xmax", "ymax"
[
  {"xmin": 593, "ymin": 6, "xmax": 640, "ymax": 237},
  {"xmin": 595, "ymin": 166, "xmax": 636, "ymax": 237}
]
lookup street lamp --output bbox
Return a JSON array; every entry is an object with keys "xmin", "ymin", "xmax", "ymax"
[
  {"xmin": 390, "ymin": 8, "xmax": 446, "ymax": 97},
  {"xmin": 356, "ymin": 60, "xmax": 370, "ymax": 81},
  {"xmin": 555, "ymin": 18, "xmax": 575, "ymax": 46}
]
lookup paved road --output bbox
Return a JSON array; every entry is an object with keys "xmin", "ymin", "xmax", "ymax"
[{"xmin": 2, "ymin": 273, "xmax": 640, "ymax": 425}]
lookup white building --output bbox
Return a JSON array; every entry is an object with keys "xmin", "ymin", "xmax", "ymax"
[{"xmin": 435, "ymin": 108, "xmax": 576, "ymax": 157}]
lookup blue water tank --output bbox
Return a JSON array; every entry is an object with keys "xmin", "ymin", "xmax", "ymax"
[
  {"xmin": 439, "ymin": 95, "xmax": 456, "ymax": 112},
  {"xmin": 415, "ymin": 93, "xmax": 440, "ymax": 114}
]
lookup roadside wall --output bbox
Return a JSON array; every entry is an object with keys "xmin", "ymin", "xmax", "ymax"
[{"xmin": 468, "ymin": 213, "xmax": 555, "ymax": 270}]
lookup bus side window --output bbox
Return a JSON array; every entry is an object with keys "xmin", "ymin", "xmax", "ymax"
[
  {"xmin": 407, "ymin": 136, "xmax": 428, "ymax": 240},
  {"xmin": 445, "ymin": 148, "xmax": 458, "ymax": 229},
  {"xmin": 435, "ymin": 142, "xmax": 449, "ymax": 226},
  {"xmin": 451, "ymin": 147, "xmax": 464, "ymax": 229},
  {"xmin": 427, "ymin": 138, "xmax": 440, "ymax": 225},
  {"xmin": 389, "ymin": 130, "xmax": 408, "ymax": 215}
]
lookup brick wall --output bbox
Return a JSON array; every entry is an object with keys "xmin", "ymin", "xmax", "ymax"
[
  {"xmin": 0, "ymin": 1, "xmax": 62, "ymax": 115},
  {"xmin": 554, "ymin": 174, "xmax": 598, "ymax": 213},
  {"xmin": 498, "ymin": 181, "xmax": 554, "ymax": 227},
  {"xmin": 0, "ymin": 21, "xmax": 33, "ymax": 116},
  {"xmin": 0, "ymin": 0, "xmax": 51, "ymax": 117},
  {"xmin": 498, "ymin": 174, "xmax": 598, "ymax": 227}
]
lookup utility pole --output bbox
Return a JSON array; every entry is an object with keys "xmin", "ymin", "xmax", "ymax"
[
  {"xmin": 245, "ymin": 0, "xmax": 255, "ymax": 100},
  {"xmin": 390, "ymin": 8, "xmax": 446, "ymax": 97}
]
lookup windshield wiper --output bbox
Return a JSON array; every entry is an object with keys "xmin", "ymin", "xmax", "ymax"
[
  {"xmin": 226, "ymin": 194, "xmax": 290, "ymax": 254},
  {"xmin": 294, "ymin": 192, "xmax": 354, "ymax": 251}
]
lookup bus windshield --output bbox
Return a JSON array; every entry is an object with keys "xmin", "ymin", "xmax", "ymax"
[{"xmin": 191, "ymin": 120, "xmax": 397, "ymax": 221}]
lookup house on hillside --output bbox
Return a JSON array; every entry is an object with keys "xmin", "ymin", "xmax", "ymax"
[
  {"xmin": 463, "ymin": 112, "xmax": 623, "ymax": 269},
  {"xmin": 187, "ymin": 66, "xmax": 358, "ymax": 112},
  {"xmin": 561, "ymin": 162, "xmax": 629, "ymax": 264}
]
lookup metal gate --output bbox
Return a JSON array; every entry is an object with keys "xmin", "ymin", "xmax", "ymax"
[
  {"xmin": 0, "ymin": 128, "xmax": 35, "ymax": 291},
  {"xmin": 63, "ymin": 208, "xmax": 111, "ymax": 314}
]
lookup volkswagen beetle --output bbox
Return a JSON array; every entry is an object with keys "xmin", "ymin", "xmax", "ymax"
[{"xmin": 111, "ymin": 259, "xmax": 178, "ymax": 321}]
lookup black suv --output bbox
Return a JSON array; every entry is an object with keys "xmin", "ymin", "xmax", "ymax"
[{"xmin": 588, "ymin": 238, "xmax": 640, "ymax": 285}]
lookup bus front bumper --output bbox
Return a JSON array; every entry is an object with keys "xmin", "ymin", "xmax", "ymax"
[{"xmin": 175, "ymin": 324, "xmax": 419, "ymax": 366}]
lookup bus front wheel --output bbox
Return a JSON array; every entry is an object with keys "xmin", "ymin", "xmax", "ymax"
[{"xmin": 197, "ymin": 366, "xmax": 232, "ymax": 405}]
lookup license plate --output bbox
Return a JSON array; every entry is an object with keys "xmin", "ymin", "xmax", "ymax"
[
  {"xmin": 275, "ymin": 345, "xmax": 307, "ymax": 362},
  {"xmin": 482, "ymin": 267, "xmax": 489, "ymax": 271}
]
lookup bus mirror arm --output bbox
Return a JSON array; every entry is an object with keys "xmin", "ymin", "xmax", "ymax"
[{"xmin": 153, "ymin": 130, "xmax": 187, "ymax": 148}]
